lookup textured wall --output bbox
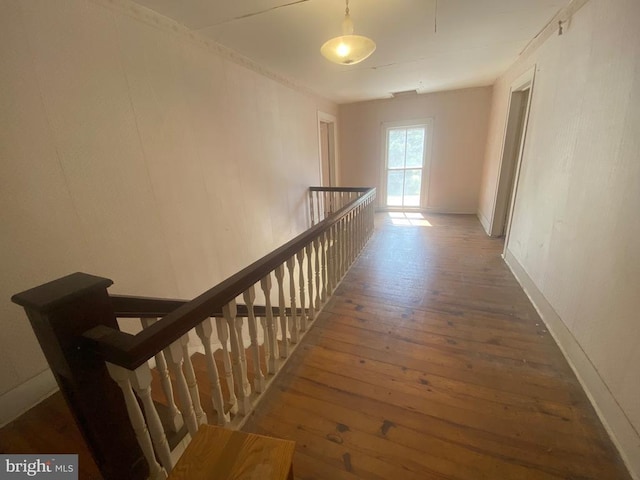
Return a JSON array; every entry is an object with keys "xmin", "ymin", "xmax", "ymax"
[
  {"xmin": 0, "ymin": 0, "xmax": 335, "ymax": 414},
  {"xmin": 338, "ymin": 87, "xmax": 492, "ymax": 213},
  {"xmin": 477, "ymin": 0, "xmax": 640, "ymax": 474}
]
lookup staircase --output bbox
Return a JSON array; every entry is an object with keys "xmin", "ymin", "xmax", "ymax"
[{"xmin": 11, "ymin": 186, "xmax": 376, "ymax": 480}]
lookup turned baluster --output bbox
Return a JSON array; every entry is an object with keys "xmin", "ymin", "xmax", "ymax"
[
  {"xmin": 286, "ymin": 257, "xmax": 299, "ymax": 344},
  {"xmin": 274, "ymin": 264, "xmax": 289, "ymax": 358},
  {"xmin": 259, "ymin": 317, "xmax": 269, "ymax": 359},
  {"xmin": 350, "ymin": 210, "xmax": 356, "ymax": 264},
  {"xmin": 243, "ymin": 286, "xmax": 266, "ymax": 393},
  {"xmin": 328, "ymin": 224, "xmax": 336, "ymax": 295},
  {"xmin": 129, "ymin": 364, "xmax": 173, "ymax": 472},
  {"xmin": 180, "ymin": 335, "xmax": 207, "ymax": 426},
  {"xmin": 260, "ymin": 274, "xmax": 278, "ymax": 374},
  {"xmin": 313, "ymin": 237, "xmax": 322, "ymax": 312},
  {"xmin": 215, "ymin": 317, "xmax": 238, "ymax": 415},
  {"xmin": 305, "ymin": 243, "xmax": 315, "ymax": 321},
  {"xmin": 320, "ymin": 231, "xmax": 328, "ymax": 304},
  {"xmin": 106, "ymin": 364, "xmax": 167, "ymax": 480},
  {"xmin": 223, "ymin": 300, "xmax": 251, "ymax": 416},
  {"xmin": 357, "ymin": 207, "xmax": 363, "ymax": 254},
  {"xmin": 296, "ymin": 249, "xmax": 307, "ymax": 332},
  {"xmin": 163, "ymin": 341, "xmax": 198, "ymax": 437},
  {"xmin": 195, "ymin": 318, "xmax": 229, "ymax": 426},
  {"xmin": 140, "ymin": 318, "xmax": 183, "ymax": 433},
  {"xmin": 340, "ymin": 217, "xmax": 347, "ymax": 279}
]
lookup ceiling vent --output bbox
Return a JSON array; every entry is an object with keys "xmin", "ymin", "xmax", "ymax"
[{"xmin": 391, "ymin": 89, "xmax": 418, "ymax": 98}]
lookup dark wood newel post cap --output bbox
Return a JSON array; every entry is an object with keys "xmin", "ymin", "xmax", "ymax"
[{"xmin": 12, "ymin": 272, "xmax": 114, "ymax": 312}]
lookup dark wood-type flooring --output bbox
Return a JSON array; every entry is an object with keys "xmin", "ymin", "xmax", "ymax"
[
  {"xmin": 0, "ymin": 213, "xmax": 631, "ymax": 479},
  {"xmin": 243, "ymin": 213, "xmax": 631, "ymax": 480}
]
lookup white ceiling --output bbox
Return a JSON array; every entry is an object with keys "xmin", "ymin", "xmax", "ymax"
[{"xmin": 131, "ymin": 0, "xmax": 568, "ymax": 104}]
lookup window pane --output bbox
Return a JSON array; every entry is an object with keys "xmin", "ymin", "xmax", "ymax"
[
  {"xmin": 387, "ymin": 170, "xmax": 404, "ymax": 206},
  {"xmin": 405, "ymin": 128, "xmax": 425, "ymax": 168},
  {"xmin": 403, "ymin": 169, "xmax": 422, "ymax": 207},
  {"xmin": 387, "ymin": 129, "xmax": 406, "ymax": 169}
]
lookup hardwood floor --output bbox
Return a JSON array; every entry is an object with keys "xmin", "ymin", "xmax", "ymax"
[
  {"xmin": 243, "ymin": 212, "xmax": 631, "ymax": 480},
  {"xmin": 0, "ymin": 213, "xmax": 631, "ymax": 479},
  {"xmin": 0, "ymin": 392, "xmax": 103, "ymax": 479}
]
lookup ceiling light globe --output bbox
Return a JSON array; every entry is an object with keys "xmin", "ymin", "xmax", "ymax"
[{"xmin": 320, "ymin": 35, "xmax": 376, "ymax": 65}]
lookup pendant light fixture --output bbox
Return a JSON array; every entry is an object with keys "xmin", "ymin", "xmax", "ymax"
[{"xmin": 320, "ymin": 0, "xmax": 376, "ymax": 65}]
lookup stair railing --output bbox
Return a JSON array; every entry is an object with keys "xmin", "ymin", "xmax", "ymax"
[{"xmin": 11, "ymin": 186, "xmax": 375, "ymax": 480}]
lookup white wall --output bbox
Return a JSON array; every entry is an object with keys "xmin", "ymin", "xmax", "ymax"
[
  {"xmin": 0, "ymin": 0, "xmax": 336, "ymax": 424},
  {"xmin": 478, "ymin": 0, "xmax": 640, "ymax": 476},
  {"xmin": 338, "ymin": 88, "xmax": 492, "ymax": 213}
]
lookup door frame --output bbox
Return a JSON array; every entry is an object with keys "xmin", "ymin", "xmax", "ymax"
[
  {"xmin": 317, "ymin": 111, "xmax": 338, "ymax": 187},
  {"xmin": 499, "ymin": 67, "xmax": 536, "ymax": 253},
  {"xmin": 379, "ymin": 118, "xmax": 434, "ymax": 210}
]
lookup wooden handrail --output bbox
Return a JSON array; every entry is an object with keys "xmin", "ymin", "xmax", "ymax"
[
  {"xmin": 309, "ymin": 186, "xmax": 371, "ymax": 192},
  {"xmin": 110, "ymin": 295, "xmax": 188, "ymax": 318},
  {"xmin": 84, "ymin": 187, "xmax": 375, "ymax": 370},
  {"xmin": 111, "ymin": 294, "xmax": 308, "ymax": 320}
]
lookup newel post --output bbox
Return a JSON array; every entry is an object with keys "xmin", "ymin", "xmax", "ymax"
[{"xmin": 11, "ymin": 272, "xmax": 148, "ymax": 480}]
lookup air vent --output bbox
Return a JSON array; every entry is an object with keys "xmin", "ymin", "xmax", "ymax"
[{"xmin": 391, "ymin": 89, "xmax": 418, "ymax": 98}]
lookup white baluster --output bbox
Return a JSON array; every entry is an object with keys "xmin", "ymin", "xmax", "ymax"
[
  {"xmin": 274, "ymin": 264, "xmax": 289, "ymax": 358},
  {"xmin": 129, "ymin": 363, "xmax": 173, "ymax": 472},
  {"xmin": 180, "ymin": 335, "xmax": 207, "ymax": 426},
  {"xmin": 140, "ymin": 318, "xmax": 183, "ymax": 433},
  {"xmin": 286, "ymin": 257, "xmax": 299, "ymax": 344},
  {"xmin": 313, "ymin": 238, "xmax": 322, "ymax": 313},
  {"xmin": 259, "ymin": 316, "xmax": 269, "ymax": 363},
  {"xmin": 320, "ymin": 231, "xmax": 327, "ymax": 304},
  {"xmin": 243, "ymin": 286, "xmax": 266, "ymax": 393},
  {"xmin": 305, "ymin": 243, "xmax": 315, "ymax": 322},
  {"xmin": 223, "ymin": 300, "xmax": 251, "ymax": 416},
  {"xmin": 260, "ymin": 274, "xmax": 278, "ymax": 374},
  {"xmin": 163, "ymin": 341, "xmax": 198, "ymax": 437},
  {"xmin": 327, "ymin": 225, "xmax": 335, "ymax": 296},
  {"xmin": 296, "ymin": 249, "xmax": 307, "ymax": 333},
  {"xmin": 350, "ymin": 211, "xmax": 356, "ymax": 264},
  {"xmin": 106, "ymin": 363, "xmax": 167, "ymax": 480},
  {"xmin": 339, "ymin": 218, "xmax": 346, "ymax": 280},
  {"xmin": 195, "ymin": 318, "xmax": 229, "ymax": 426},
  {"xmin": 215, "ymin": 317, "xmax": 238, "ymax": 415}
]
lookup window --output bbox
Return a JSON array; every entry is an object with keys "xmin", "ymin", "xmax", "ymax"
[{"xmin": 384, "ymin": 124, "xmax": 428, "ymax": 208}]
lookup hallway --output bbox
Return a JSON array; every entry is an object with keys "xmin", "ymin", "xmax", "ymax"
[
  {"xmin": 0, "ymin": 213, "xmax": 631, "ymax": 479},
  {"xmin": 243, "ymin": 212, "xmax": 631, "ymax": 479}
]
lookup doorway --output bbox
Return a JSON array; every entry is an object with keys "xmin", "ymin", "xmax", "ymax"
[
  {"xmin": 317, "ymin": 112, "xmax": 337, "ymax": 187},
  {"xmin": 491, "ymin": 68, "xmax": 535, "ymax": 239}
]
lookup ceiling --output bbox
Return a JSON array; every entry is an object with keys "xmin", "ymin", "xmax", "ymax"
[{"xmin": 131, "ymin": 0, "xmax": 568, "ymax": 104}]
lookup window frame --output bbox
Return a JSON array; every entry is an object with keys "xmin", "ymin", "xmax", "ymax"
[{"xmin": 381, "ymin": 119, "xmax": 433, "ymax": 210}]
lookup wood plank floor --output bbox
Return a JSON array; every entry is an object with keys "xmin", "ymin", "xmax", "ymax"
[
  {"xmin": 243, "ymin": 212, "xmax": 631, "ymax": 480},
  {"xmin": 0, "ymin": 213, "xmax": 631, "ymax": 479},
  {"xmin": 0, "ymin": 392, "xmax": 103, "ymax": 479}
]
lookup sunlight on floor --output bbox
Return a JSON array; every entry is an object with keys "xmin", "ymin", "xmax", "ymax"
[{"xmin": 388, "ymin": 212, "xmax": 432, "ymax": 227}]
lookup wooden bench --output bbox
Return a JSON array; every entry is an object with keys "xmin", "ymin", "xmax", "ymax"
[{"xmin": 167, "ymin": 425, "xmax": 295, "ymax": 480}]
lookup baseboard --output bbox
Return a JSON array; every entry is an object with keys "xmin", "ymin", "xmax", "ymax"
[
  {"xmin": 375, "ymin": 207, "xmax": 477, "ymax": 215},
  {"xmin": 0, "ymin": 369, "xmax": 59, "ymax": 428},
  {"xmin": 504, "ymin": 249, "xmax": 640, "ymax": 480},
  {"xmin": 477, "ymin": 210, "xmax": 491, "ymax": 234}
]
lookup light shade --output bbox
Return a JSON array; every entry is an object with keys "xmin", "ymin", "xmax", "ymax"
[
  {"xmin": 321, "ymin": 35, "xmax": 376, "ymax": 65},
  {"xmin": 321, "ymin": 4, "xmax": 376, "ymax": 66}
]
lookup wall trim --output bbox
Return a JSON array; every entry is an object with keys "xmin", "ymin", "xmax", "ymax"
[
  {"xmin": 477, "ymin": 211, "xmax": 491, "ymax": 234},
  {"xmin": 88, "ymin": 0, "xmax": 326, "ymax": 103},
  {"xmin": 0, "ymin": 369, "xmax": 58, "ymax": 428},
  {"xmin": 504, "ymin": 249, "xmax": 640, "ymax": 480}
]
